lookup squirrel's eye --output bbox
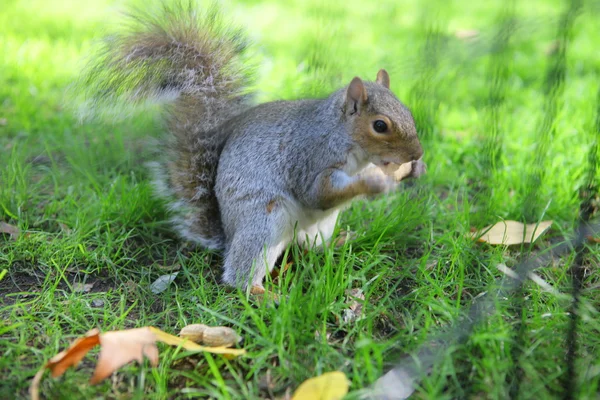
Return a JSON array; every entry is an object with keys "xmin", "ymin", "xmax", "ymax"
[{"xmin": 373, "ymin": 120, "xmax": 388, "ymax": 133}]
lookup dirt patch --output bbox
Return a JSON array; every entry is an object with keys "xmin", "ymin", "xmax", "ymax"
[
  {"xmin": 0, "ymin": 267, "xmax": 45, "ymax": 306},
  {"xmin": 0, "ymin": 265, "xmax": 117, "ymax": 306}
]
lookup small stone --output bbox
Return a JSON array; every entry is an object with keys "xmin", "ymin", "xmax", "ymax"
[{"xmin": 92, "ymin": 299, "xmax": 104, "ymax": 307}]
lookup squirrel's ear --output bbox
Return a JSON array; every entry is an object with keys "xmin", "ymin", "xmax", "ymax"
[
  {"xmin": 376, "ymin": 69, "xmax": 390, "ymax": 89},
  {"xmin": 345, "ymin": 77, "xmax": 367, "ymax": 115}
]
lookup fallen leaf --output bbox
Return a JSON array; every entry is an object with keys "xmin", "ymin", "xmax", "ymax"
[
  {"xmin": 150, "ymin": 272, "xmax": 179, "ymax": 294},
  {"xmin": 292, "ymin": 371, "xmax": 349, "ymax": 400},
  {"xmin": 472, "ymin": 220, "xmax": 553, "ymax": 245},
  {"xmin": 91, "ymin": 328, "xmax": 159, "ymax": 384},
  {"xmin": 46, "ymin": 329, "xmax": 101, "ymax": 378},
  {"xmin": 0, "ymin": 221, "xmax": 19, "ymax": 240},
  {"xmin": 30, "ymin": 326, "xmax": 246, "ymax": 397},
  {"xmin": 343, "ymin": 288, "xmax": 365, "ymax": 324},
  {"xmin": 73, "ymin": 282, "xmax": 94, "ymax": 293},
  {"xmin": 587, "ymin": 235, "xmax": 600, "ymax": 244},
  {"xmin": 33, "ymin": 332, "xmax": 105, "ymax": 400}
]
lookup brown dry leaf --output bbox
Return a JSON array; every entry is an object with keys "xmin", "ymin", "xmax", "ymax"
[
  {"xmin": 292, "ymin": 371, "xmax": 349, "ymax": 400},
  {"xmin": 588, "ymin": 235, "xmax": 600, "ymax": 244},
  {"xmin": 47, "ymin": 328, "xmax": 101, "ymax": 378},
  {"xmin": 91, "ymin": 327, "xmax": 159, "ymax": 384},
  {"xmin": 0, "ymin": 221, "xmax": 19, "ymax": 240},
  {"xmin": 473, "ymin": 220, "xmax": 553, "ymax": 245},
  {"xmin": 30, "ymin": 329, "xmax": 102, "ymax": 400}
]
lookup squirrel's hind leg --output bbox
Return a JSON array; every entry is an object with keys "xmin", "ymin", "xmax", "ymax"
[
  {"xmin": 296, "ymin": 209, "xmax": 340, "ymax": 250},
  {"xmin": 221, "ymin": 208, "xmax": 291, "ymax": 289}
]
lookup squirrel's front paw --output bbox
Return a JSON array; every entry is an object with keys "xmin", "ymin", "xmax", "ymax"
[
  {"xmin": 409, "ymin": 159, "xmax": 427, "ymax": 178},
  {"xmin": 362, "ymin": 170, "xmax": 396, "ymax": 194}
]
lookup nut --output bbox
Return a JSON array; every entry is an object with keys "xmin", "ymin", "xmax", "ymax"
[
  {"xmin": 178, "ymin": 324, "xmax": 241, "ymax": 347},
  {"xmin": 178, "ymin": 324, "xmax": 209, "ymax": 343},
  {"xmin": 201, "ymin": 326, "xmax": 242, "ymax": 347}
]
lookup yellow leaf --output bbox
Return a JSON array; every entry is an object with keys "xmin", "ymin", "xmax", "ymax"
[
  {"xmin": 292, "ymin": 371, "xmax": 349, "ymax": 400},
  {"xmin": 473, "ymin": 220, "xmax": 553, "ymax": 245},
  {"xmin": 149, "ymin": 327, "xmax": 246, "ymax": 356}
]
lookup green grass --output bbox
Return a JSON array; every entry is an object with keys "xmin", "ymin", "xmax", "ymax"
[{"xmin": 1, "ymin": 0, "xmax": 600, "ymax": 398}]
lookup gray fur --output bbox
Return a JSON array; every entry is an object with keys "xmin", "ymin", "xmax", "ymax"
[
  {"xmin": 215, "ymin": 85, "xmax": 423, "ymax": 287},
  {"xmin": 81, "ymin": 1, "xmax": 254, "ymax": 250},
  {"xmin": 84, "ymin": 1, "xmax": 424, "ymax": 289}
]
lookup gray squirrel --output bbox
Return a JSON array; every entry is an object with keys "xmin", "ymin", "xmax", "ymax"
[{"xmin": 83, "ymin": 1, "xmax": 425, "ymax": 292}]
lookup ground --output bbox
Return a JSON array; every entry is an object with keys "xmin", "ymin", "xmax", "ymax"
[{"xmin": 1, "ymin": 0, "xmax": 600, "ymax": 399}]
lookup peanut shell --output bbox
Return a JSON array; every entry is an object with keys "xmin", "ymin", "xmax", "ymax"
[
  {"xmin": 201, "ymin": 326, "xmax": 242, "ymax": 347},
  {"xmin": 178, "ymin": 324, "xmax": 209, "ymax": 343}
]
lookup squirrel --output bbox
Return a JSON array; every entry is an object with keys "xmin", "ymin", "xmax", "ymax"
[{"xmin": 82, "ymin": 1, "xmax": 425, "ymax": 291}]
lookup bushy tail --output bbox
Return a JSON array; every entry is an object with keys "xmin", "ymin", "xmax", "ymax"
[{"xmin": 81, "ymin": 1, "xmax": 254, "ymax": 249}]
